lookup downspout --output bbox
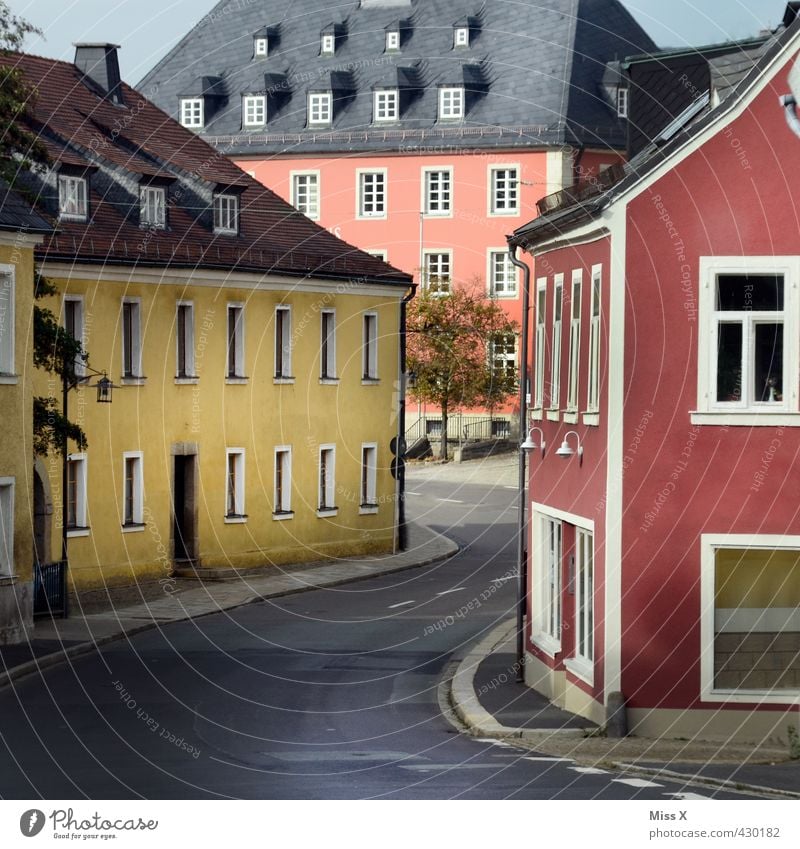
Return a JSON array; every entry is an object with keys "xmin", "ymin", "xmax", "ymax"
[
  {"xmin": 397, "ymin": 284, "xmax": 417, "ymax": 551},
  {"xmin": 508, "ymin": 244, "xmax": 531, "ymax": 683}
]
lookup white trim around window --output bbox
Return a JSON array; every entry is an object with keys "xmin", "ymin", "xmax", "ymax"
[
  {"xmin": 63, "ymin": 295, "xmax": 86, "ymax": 378},
  {"xmin": 274, "ymin": 304, "xmax": 293, "ymax": 382},
  {"xmin": 565, "ymin": 527, "xmax": 594, "ymax": 685},
  {"xmin": 140, "ymin": 185, "xmax": 166, "ymax": 228},
  {"xmin": 317, "ymin": 444, "xmax": 337, "ymax": 517},
  {"xmin": 66, "ymin": 453, "xmax": 89, "ymax": 537},
  {"xmin": 421, "ymin": 167, "xmax": 453, "ymax": 217},
  {"xmin": 565, "ymin": 269, "xmax": 583, "ymax": 419},
  {"xmin": 423, "ymin": 250, "xmax": 452, "ymax": 296},
  {"xmin": 121, "ymin": 451, "xmax": 144, "ymax": 531},
  {"xmin": 225, "ymin": 448, "xmax": 246, "ymax": 522},
  {"xmin": 0, "ymin": 264, "xmax": 14, "ymax": 380},
  {"xmin": 438, "ymin": 86, "xmax": 464, "ymax": 120},
  {"xmin": 585, "ymin": 264, "xmax": 602, "ymax": 420},
  {"xmin": 359, "ymin": 443, "xmax": 378, "ymax": 514},
  {"xmin": 121, "ymin": 297, "xmax": 144, "ymax": 383},
  {"xmin": 290, "ymin": 170, "xmax": 320, "ymax": 220},
  {"xmin": 356, "ymin": 169, "xmax": 387, "ymax": 219},
  {"xmin": 385, "ymin": 30, "xmax": 400, "ymax": 51},
  {"xmin": 213, "ymin": 193, "xmax": 239, "ymax": 235},
  {"xmin": 488, "ymin": 164, "xmax": 520, "ymax": 216},
  {"xmin": 243, "ymin": 94, "xmax": 266, "ymax": 127},
  {"xmin": 273, "ymin": 445, "xmax": 293, "ymax": 518},
  {"xmin": 533, "ymin": 278, "xmax": 546, "ymax": 413},
  {"xmin": 254, "ymin": 37, "xmax": 268, "ymax": 57},
  {"xmin": 549, "ymin": 273, "xmax": 563, "ymax": 419},
  {"xmin": 58, "ymin": 174, "xmax": 88, "ymax": 221},
  {"xmin": 320, "ymin": 308, "xmax": 337, "ymax": 382},
  {"xmin": 373, "ymin": 88, "xmax": 399, "ymax": 123},
  {"xmin": 180, "ymin": 97, "xmax": 204, "ymax": 129},
  {"xmin": 362, "ymin": 312, "xmax": 379, "ymax": 382},
  {"xmin": 226, "ymin": 302, "xmax": 246, "ymax": 382},
  {"xmin": 0, "ymin": 477, "xmax": 14, "ymax": 577},
  {"xmin": 175, "ymin": 300, "xmax": 196, "ymax": 382},
  {"xmin": 308, "ymin": 91, "xmax": 332, "ymax": 126},
  {"xmin": 487, "ymin": 248, "xmax": 518, "ymax": 298}
]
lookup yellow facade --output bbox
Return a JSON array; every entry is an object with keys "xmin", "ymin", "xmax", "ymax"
[
  {"xmin": 0, "ymin": 234, "xmax": 37, "ymax": 643},
  {"xmin": 35, "ymin": 262, "xmax": 406, "ymax": 597}
]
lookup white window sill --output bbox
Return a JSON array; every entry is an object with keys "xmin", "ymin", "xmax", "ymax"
[
  {"xmin": 121, "ymin": 523, "xmax": 146, "ymax": 533},
  {"xmin": 488, "ymin": 209, "xmax": 520, "ymax": 218},
  {"xmin": 582, "ymin": 412, "xmax": 600, "ymax": 427},
  {"xmin": 490, "ymin": 292, "xmax": 518, "ymax": 300},
  {"xmin": 224, "ymin": 515, "xmax": 248, "ymax": 524},
  {"xmin": 225, "ymin": 377, "xmax": 249, "ymax": 385},
  {"xmin": 320, "ymin": 377, "xmax": 340, "ymax": 385},
  {"xmin": 691, "ymin": 411, "xmax": 800, "ymax": 427},
  {"xmin": 273, "ymin": 377, "xmax": 295, "ymax": 385},
  {"xmin": 563, "ymin": 410, "xmax": 579, "ymax": 424},
  {"xmin": 66, "ymin": 527, "xmax": 91, "ymax": 538},
  {"xmin": 273, "ymin": 511, "xmax": 294, "ymax": 521},
  {"xmin": 564, "ymin": 656, "xmax": 594, "ymax": 686},
  {"xmin": 0, "ymin": 574, "xmax": 19, "ymax": 587},
  {"xmin": 361, "ymin": 378, "xmax": 380, "ymax": 386},
  {"xmin": 0, "ymin": 374, "xmax": 19, "ymax": 385},
  {"xmin": 356, "ymin": 214, "xmax": 387, "ymax": 221},
  {"xmin": 546, "ymin": 408, "xmax": 560, "ymax": 422},
  {"xmin": 316, "ymin": 508, "xmax": 339, "ymax": 518},
  {"xmin": 530, "ymin": 407, "xmax": 543, "ymax": 422},
  {"xmin": 700, "ymin": 688, "xmax": 800, "ymax": 705},
  {"xmin": 531, "ymin": 632, "xmax": 561, "ymax": 658},
  {"xmin": 423, "ymin": 211, "xmax": 454, "ymax": 219},
  {"xmin": 120, "ymin": 377, "xmax": 147, "ymax": 387},
  {"xmin": 175, "ymin": 377, "xmax": 199, "ymax": 385},
  {"xmin": 359, "ymin": 505, "xmax": 379, "ymax": 515}
]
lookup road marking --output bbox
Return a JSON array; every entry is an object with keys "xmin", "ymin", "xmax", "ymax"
[
  {"xmin": 388, "ymin": 600, "xmax": 415, "ymax": 609},
  {"xmin": 665, "ymin": 792, "xmax": 709, "ymax": 800},
  {"xmin": 406, "ymin": 491, "xmax": 422, "ymax": 496},
  {"xmin": 402, "ymin": 764, "xmax": 501, "ymax": 771},
  {"xmin": 475, "ymin": 739, "xmax": 515, "ymax": 748},
  {"xmin": 612, "ymin": 778, "xmax": 665, "ymax": 788},
  {"xmin": 439, "ymin": 498, "xmax": 464, "ymax": 504},
  {"xmin": 524, "ymin": 757, "xmax": 572, "ymax": 762},
  {"xmin": 436, "ymin": 588, "xmax": 466, "ymax": 596},
  {"xmin": 503, "ymin": 486, "xmax": 518, "ymax": 490},
  {"xmin": 570, "ymin": 766, "xmax": 608, "ymax": 775}
]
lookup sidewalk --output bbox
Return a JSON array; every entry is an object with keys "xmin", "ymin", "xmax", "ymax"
[
  {"xmin": 0, "ymin": 521, "xmax": 457, "ymax": 689},
  {"xmin": 450, "ymin": 620, "xmax": 800, "ymax": 799}
]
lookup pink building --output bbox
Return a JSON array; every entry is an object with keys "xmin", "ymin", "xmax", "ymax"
[{"xmin": 510, "ymin": 10, "xmax": 800, "ymax": 743}]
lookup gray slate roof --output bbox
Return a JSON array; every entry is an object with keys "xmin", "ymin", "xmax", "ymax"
[
  {"xmin": 0, "ymin": 182, "xmax": 52, "ymax": 234},
  {"xmin": 139, "ymin": 0, "xmax": 656, "ymax": 155}
]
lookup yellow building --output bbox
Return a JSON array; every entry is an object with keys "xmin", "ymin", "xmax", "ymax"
[{"xmin": 6, "ymin": 47, "xmax": 412, "ymax": 614}]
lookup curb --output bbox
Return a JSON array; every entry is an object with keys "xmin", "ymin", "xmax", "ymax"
[
  {"xmin": 449, "ymin": 618, "xmax": 594, "ymax": 740},
  {"xmin": 0, "ymin": 531, "xmax": 459, "ymax": 692}
]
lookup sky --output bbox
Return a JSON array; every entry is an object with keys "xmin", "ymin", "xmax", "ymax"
[{"xmin": 5, "ymin": 0, "xmax": 788, "ymax": 84}]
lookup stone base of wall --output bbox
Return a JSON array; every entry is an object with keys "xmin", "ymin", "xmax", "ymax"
[{"xmin": 0, "ymin": 578, "xmax": 33, "ymax": 645}]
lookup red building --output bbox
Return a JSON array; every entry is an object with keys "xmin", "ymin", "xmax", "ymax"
[{"xmin": 510, "ymin": 12, "xmax": 800, "ymax": 742}]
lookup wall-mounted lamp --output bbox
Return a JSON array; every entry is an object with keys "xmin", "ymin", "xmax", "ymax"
[
  {"xmin": 95, "ymin": 372, "xmax": 114, "ymax": 403},
  {"xmin": 555, "ymin": 430, "xmax": 583, "ymax": 460},
  {"xmin": 521, "ymin": 425, "xmax": 545, "ymax": 456},
  {"xmin": 780, "ymin": 53, "xmax": 800, "ymax": 139}
]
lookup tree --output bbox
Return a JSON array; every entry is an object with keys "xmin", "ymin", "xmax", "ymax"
[
  {"xmin": 407, "ymin": 280, "xmax": 519, "ymax": 460},
  {"xmin": 1, "ymin": 2, "xmax": 88, "ymax": 456}
]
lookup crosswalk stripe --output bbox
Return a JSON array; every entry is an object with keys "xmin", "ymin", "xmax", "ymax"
[{"xmin": 612, "ymin": 778, "xmax": 664, "ymax": 788}]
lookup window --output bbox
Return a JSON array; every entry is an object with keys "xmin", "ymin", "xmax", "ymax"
[
  {"xmin": 308, "ymin": 92, "xmax": 332, "ymax": 125},
  {"xmin": 385, "ymin": 30, "xmax": 399, "ymax": 51},
  {"xmin": 573, "ymin": 529, "xmax": 594, "ymax": 669},
  {"xmin": 213, "ymin": 193, "xmax": 239, "ymax": 234},
  {"xmin": 225, "ymin": 449, "xmax": 246, "ymax": 520},
  {"xmin": 363, "ymin": 313, "xmax": 378, "ymax": 380},
  {"xmin": 702, "ymin": 536, "xmax": 800, "ymax": 702},
  {"xmin": 321, "ymin": 34, "xmax": 335, "ymax": 55},
  {"xmin": 0, "ymin": 479, "xmax": 14, "ymax": 577},
  {"xmin": 275, "ymin": 305, "xmax": 292, "ymax": 379},
  {"xmin": 533, "ymin": 514, "xmax": 562, "ymax": 651},
  {"xmin": 489, "ymin": 166, "xmax": 519, "ymax": 215},
  {"xmin": 243, "ymin": 95, "xmax": 266, "ymax": 128},
  {"xmin": 274, "ymin": 446, "xmax": 292, "ymax": 517},
  {"xmin": 0, "ymin": 266, "xmax": 13, "ymax": 376},
  {"xmin": 423, "ymin": 252, "xmax": 451, "ymax": 295},
  {"xmin": 63, "ymin": 296, "xmax": 85, "ymax": 379},
  {"xmin": 140, "ymin": 185, "xmax": 166, "ymax": 228},
  {"xmin": 423, "ymin": 169, "xmax": 452, "ymax": 216},
  {"xmin": 357, "ymin": 171, "xmax": 386, "ymax": 218},
  {"xmin": 318, "ymin": 445, "xmax": 336, "ymax": 514},
  {"xmin": 58, "ymin": 175, "xmax": 88, "ymax": 220},
  {"xmin": 490, "ymin": 333, "xmax": 516, "ymax": 382},
  {"xmin": 227, "ymin": 303, "xmax": 245, "ymax": 379},
  {"xmin": 121, "ymin": 299, "xmax": 142, "ymax": 380},
  {"xmin": 320, "ymin": 309, "xmax": 336, "ymax": 380},
  {"xmin": 533, "ymin": 280, "xmax": 546, "ymax": 409},
  {"xmin": 587, "ymin": 266, "xmax": 602, "ymax": 413},
  {"xmin": 360, "ymin": 444, "xmax": 378, "ymax": 511},
  {"xmin": 454, "ymin": 27, "xmax": 469, "ymax": 47},
  {"xmin": 180, "ymin": 98, "xmax": 204, "ymax": 128},
  {"xmin": 438, "ymin": 86, "xmax": 464, "ymax": 120},
  {"xmin": 121, "ymin": 452, "xmax": 143, "ymax": 529},
  {"xmin": 616, "ymin": 87, "xmax": 629, "ymax": 118},
  {"xmin": 175, "ymin": 301, "xmax": 195, "ymax": 379},
  {"xmin": 373, "ymin": 89, "xmax": 398, "ymax": 122},
  {"xmin": 488, "ymin": 250, "xmax": 517, "ymax": 297},
  {"xmin": 66, "ymin": 453, "xmax": 88, "ymax": 534},
  {"xmin": 566, "ymin": 271, "xmax": 582, "ymax": 413},
  {"xmin": 291, "ymin": 172, "xmax": 320, "ymax": 219},
  {"xmin": 254, "ymin": 37, "xmax": 268, "ymax": 56},
  {"xmin": 550, "ymin": 275, "xmax": 563, "ymax": 410}
]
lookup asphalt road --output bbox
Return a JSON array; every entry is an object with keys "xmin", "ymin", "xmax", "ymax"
[{"xmin": 0, "ymin": 466, "xmax": 752, "ymax": 799}]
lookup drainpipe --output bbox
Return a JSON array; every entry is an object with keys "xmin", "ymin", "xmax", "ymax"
[
  {"xmin": 397, "ymin": 284, "xmax": 417, "ymax": 551},
  {"xmin": 508, "ymin": 244, "xmax": 531, "ymax": 683}
]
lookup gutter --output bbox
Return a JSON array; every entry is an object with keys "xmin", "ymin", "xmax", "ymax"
[{"xmin": 396, "ymin": 283, "xmax": 417, "ymax": 551}]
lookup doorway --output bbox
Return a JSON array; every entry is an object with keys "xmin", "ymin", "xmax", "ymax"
[{"xmin": 173, "ymin": 454, "xmax": 197, "ymax": 565}]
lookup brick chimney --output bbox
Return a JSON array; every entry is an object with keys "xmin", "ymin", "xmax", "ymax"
[{"xmin": 73, "ymin": 43, "xmax": 123, "ymax": 105}]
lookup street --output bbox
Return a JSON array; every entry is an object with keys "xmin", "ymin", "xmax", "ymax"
[{"xmin": 0, "ymin": 461, "xmax": 752, "ymax": 799}]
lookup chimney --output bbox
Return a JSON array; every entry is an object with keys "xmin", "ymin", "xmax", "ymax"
[{"xmin": 74, "ymin": 43, "xmax": 123, "ymax": 105}]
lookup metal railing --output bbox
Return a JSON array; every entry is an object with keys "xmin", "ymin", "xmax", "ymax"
[
  {"xmin": 406, "ymin": 415, "xmax": 512, "ymax": 443},
  {"xmin": 33, "ymin": 560, "xmax": 68, "ymax": 619}
]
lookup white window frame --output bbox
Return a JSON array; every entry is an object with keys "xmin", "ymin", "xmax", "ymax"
[
  {"xmin": 356, "ymin": 169, "xmax": 387, "ymax": 219},
  {"xmin": 695, "ymin": 257, "xmax": 800, "ymax": 426},
  {"xmin": 549, "ymin": 274, "xmax": 563, "ymax": 415},
  {"xmin": 454, "ymin": 27, "xmax": 469, "ymax": 47},
  {"xmin": 422, "ymin": 167, "xmax": 453, "ymax": 217},
  {"xmin": 700, "ymin": 533, "xmax": 800, "ymax": 705},
  {"xmin": 140, "ymin": 185, "xmax": 166, "ymax": 228},
  {"xmin": 0, "ymin": 478, "xmax": 14, "ymax": 577},
  {"xmin": 0, "ymin": 265, "xmax": 14, "ymax": 379},
  {"xmin": 290, "ymin": 170, "xmax": 320, "ymax": 220},
  {"xmin": 533, "ymin": 278, "xmax": 546, "ymax": 411},
  {"xmin": 423, "ymin": 250, "xmax": 452, "ymax": 296},
  {"xmin": 226, "ymin": 302, "xmax": 245, "ymax": 381},
  {"xmin": 274, "ymin": 305, "xmax": 293, "ymax": 381},
  {"xmin": 180, "ymin": 98, "xmax": 204, "ymax": 129},
  {"xmin": 318, "ymin": 444, "xmax": 337, "ymax": 516},
  {"xmin": 121, "ymin": 451, "xmax": 144, "ymax": 531},
  {"xmin": 254, "ymin": 37, "xmax": 268, "ymax": 57},
  {"xmin": 121, "ymin": 298, "xmax": 142, "ymax": 381},
  {"xmin": 62, "ymin": 294, "xmax": 85, "ymax": 379},
  {"xmin": 385, "ymin": 30, "xmax": 400, "ymax": 51},
  {"xmin": 487, "ymin": 249, "xmax": 517, "ymax": 298},
  {"xmin": 225, "ymin": 448, "xmax": 246, "ymax": 522},
  {"xmin": 308, "ymin": 92, "xmax": 332, "ymax": 126},
  {"xmin": 490, "ymin": 332, "xmax": 516, "ymax": 382},
  {"xmin": 213, "ymin": 193, "xmax": 239, "ymax": 235},
  {"xmin": 488, "ymin": 164, "xmax": 520, "ymax": 216},
  {"xmin": 175, "ymin": 300, "xmax": 195, "ymax": 381},
  {"xmin": 586, "ymin": 264, "xmax": 602, "ymax": 415},
  {"xmin": 66, "ymin": 453, "xmax": 89, "ymax": 536},
  {"xmin": 566, "ymin": 527, "xmax": 594, "ymax": 684},
  {"xmin": 363, "ymin": 312, "xmax": 378, "ymax": 381},
  {"xmin": 438, "ymin": 86, "xmax": 464, "ymax": 120},
  {"xmin": 320, "ymin": 308, "xmax": 337, "ymax": 381},
  {"xmin": 243, "ymin": 94, "xmax": 266, "ymax": 128},
  {"xmin": 373, "ymin": 89, "xmax": 399, "ymax": 123},
  {"xmin": 321, "ymin": 33, "xmax": 335, "ymax": 55},
  {"xmin": 58, "ymin": 174, "xmax": 88, "ymax": 220},
  {"xmin": 368, "ymin": 250, "xmax": 388, "ymax": 261},
  {"xmin": 360, "ymin": 443, "xmax": 378, "ymax": 514},
  {"xmin": 617, "ymin": 87, "xmax": 629, "ymax": 118},
  {"xmin": 273, "ymin": 446, "xmax": 293, "ymax": 518},
  {"xmin": 566, "ymin": 270, "xmax": 582, "ymax": 416},
  {"xmin": 532, "ymin": 512, "xmax": 563, "ymax": 655}
]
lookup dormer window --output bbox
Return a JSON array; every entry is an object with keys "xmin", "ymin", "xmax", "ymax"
[
  {"xmin": 374, "ymin": 89, "xmax": 398, "ymax": 123},
  {"xmin": 254, "ymin": 37, "xmax": 268, "ymax": 57},
  {"xmin": 616, "ymin": 87, "xmax": 629, "ymax": 118},
  {"xmin": 439, "ymin": 86, "xmax": 464, "ymax": 120},
  {"xmin": 58, "ymin": 175, "xmax": 88, "ymax": 221},
  {"xmin": 243, "ymin": 94, "xmax": 266, "ymax": 127},
  {"xmin": 140, "ymin": 185, "xmax": 166, "ymax": 229},
  {"xmin": 321, "ymin": 34, "xmax": 335, "ymax": 55},
  {"xmin": 454, "ymin": 27, "xmax": 469, "ymax": 47},
  {"xmin": 213, "ymin": 193, "xmax": 239, "ymax": 235},
  {"xmin": 385, "ymin": 30, "xmax": 400, "ymax": 51},
  {"xmin": 180, "ymin": 97, "xmax": 204, "ymax": 129},
  {"xmin": 308, "ymin": 92, "xmax": 332, "ymax": 126}
]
